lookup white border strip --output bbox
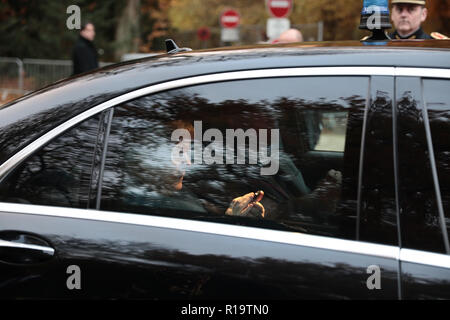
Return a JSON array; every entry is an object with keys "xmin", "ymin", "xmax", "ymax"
[{"xmin": 0, "ymin": 202, "xmax": 399, "ymax": 260}]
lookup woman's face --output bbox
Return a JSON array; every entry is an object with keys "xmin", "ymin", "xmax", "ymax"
[
  {"xmin": 129, "ymin": 120, "xmax": 194, "ymax": 193},
  {"xmin": 151, "ymin": 141, "xmax": 191, "ymax": 192}
]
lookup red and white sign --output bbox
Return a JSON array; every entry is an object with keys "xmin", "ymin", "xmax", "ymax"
[
  {"xmin": 197, "ymin": 27, "xmax": 211, "ymax": 41},
  {"xmin": 220, "ymin": 9, "xmax": 240, "ymax": 29},
  {"xmin": 266, "ymin": 0, "xmax": 293, "ymax": 18}
]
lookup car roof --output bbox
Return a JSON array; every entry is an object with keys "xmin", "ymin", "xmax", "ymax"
[
  {"xmin": 7, "ymin": 40, "xmax": 450, "ymax": 99},
  {"xmin": 0, "ymin": 40, "xmax": 449, "ymax": 167}
]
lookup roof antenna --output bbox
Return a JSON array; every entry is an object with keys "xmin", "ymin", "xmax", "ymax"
[
  {"xmin": 359, "ymin": 0, "xmax": 392, "ymax": 41},
  {"xmin": 165, "ymin": 39, "xmax": 192, "ymax": 54}
]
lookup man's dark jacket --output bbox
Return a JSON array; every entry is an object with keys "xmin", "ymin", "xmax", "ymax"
[
  {"xmin": 389, "ymin": 27, "xmax": 432, "ymax": 39},
  {"xmin": 72, "ymin": 35, "xmax": 99, "ymax": 75}
]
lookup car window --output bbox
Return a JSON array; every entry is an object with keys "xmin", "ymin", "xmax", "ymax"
[
  {"xmin": 99, "ymin": 77, "xmax": 368, "ymax": 240},
  {"xmin": 312, "ymin": 111, "xmax": 348, "ymax": 152},
  {"xmin": 397, "ymin": 77, "xmax": 448, "ymax": 254},
  {"xmin": 423, "ymin": 79, "xmax": 450, "ymax": 250},
  {"xmin": 0, "ymin": 112, "xmax": 107, "ymax": 209}
]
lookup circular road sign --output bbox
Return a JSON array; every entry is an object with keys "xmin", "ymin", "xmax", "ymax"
[
  {"xmin": 267, "ymin": 0, "xmax": 293, "ymax": 18},
  {"xmin": 220, "ymin": 9, "xmax": 240, "ymax": 29},
  {"xmin": 197, "ymin": 27, "xmax": 211, "ymax": 41}
]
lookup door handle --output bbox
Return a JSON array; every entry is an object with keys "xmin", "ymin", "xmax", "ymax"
[
  {"xmin": 0, "ymin": 232, "xmax": 55, "ymax": 264},
  {"xmin": 0, "ymin": 239, "xmax": 55, "ymax": 256}
]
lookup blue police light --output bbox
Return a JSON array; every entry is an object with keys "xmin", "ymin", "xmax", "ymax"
[
  {"xmin": 362, "ymin": 40, "xmax": 389, "ymax": 46},
  {"xmin": 359, "ymin": 0, "xmax": 392, "ymax": 30},
  {"xmin": 361, "ymin": 0, "xmax": 389, "ymax": 15}
]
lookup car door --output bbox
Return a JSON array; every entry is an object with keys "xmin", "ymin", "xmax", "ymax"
[
  {"xmin": 396, "ymin": 75, "xmax": 450, "ymax": 299},
  {"xmin": 0, "ymin": 110, "xmax": 116, "ymax": 298},
  {"xmin": 1, "ymin": 69, "xmax": 400, "ymax": 299}
]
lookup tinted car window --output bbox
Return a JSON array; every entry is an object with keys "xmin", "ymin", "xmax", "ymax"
[
  {"xmin": 423, "ymin": 79, "xmax": 450, "ymax": 249},
  {"xmin": 0, "ymin": 113, "xmax": 106, "ymax": 208},
  {"xmin": 397, "ymin": 77, "xmax": 447, "ymax": 254},
  {"xmin": 359, "ymin": 77, "xmax": 397, "ymax": 246},
  {"xmin": 100, "ymin": 77, "xmax": 367, "ymax": 240}
]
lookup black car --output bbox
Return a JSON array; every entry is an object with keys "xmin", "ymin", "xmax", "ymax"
[{"xmin": 0, "ymin": 40, "xmax": 449, "ymax": 300}]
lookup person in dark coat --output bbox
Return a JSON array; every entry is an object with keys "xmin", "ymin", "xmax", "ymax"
[{"xmin": 72, "ymin": 22, "xmax": 99, "ymax": 75}]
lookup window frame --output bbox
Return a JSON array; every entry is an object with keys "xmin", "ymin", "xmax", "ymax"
[{"xmin": 98, "ymin": 75, "xmax": 369, "ymax": 239}]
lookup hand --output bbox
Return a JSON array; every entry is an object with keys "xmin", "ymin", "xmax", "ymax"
[{"xmin": 225, "ymin": 191, "xmax": 265, "ymax": 218}]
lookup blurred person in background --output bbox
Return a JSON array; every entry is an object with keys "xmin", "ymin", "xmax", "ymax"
[
  {"xmin": 72, "ymin": 22, "xmax": 99, "ymax": 75},
  {"xmin": 272, "ymin": 28, "xmax": 304, "ymax": 44}
]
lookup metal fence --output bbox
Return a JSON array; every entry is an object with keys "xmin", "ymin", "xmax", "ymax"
[
  {"xmin": 0, "ymin": 57, "xmax": 112, "ymax": 105},
  {"xmin": 0, "ymin": 57, "xmax": 24, "ymax": 92},
  {"xmin": 22, "ymin": 58, "xmax": 73, "ymax": 91}
]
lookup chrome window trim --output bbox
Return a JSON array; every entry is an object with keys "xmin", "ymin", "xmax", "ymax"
[
  {"xmin": 0, "ymin": 202, "xmax": 399, "ymax": 260},
  {"xmin": 400, "ymin": 248, "xmax": 450, "ymax": 269},
  {"xmin": 396, "ymin": 68, "xmax": 450, "ymax": 79},
  {"xmin": 0, "ymin": 66, "xmax": 449, "ymax": 179}
]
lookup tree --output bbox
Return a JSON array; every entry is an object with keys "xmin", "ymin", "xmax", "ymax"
[
  {"xmin": 425, "ymin": 0, "xmax": 450, "ymax": 36},
  {"xmin": 115, "ymin": 0, "xmax": 141, "ymax": 60},
  {"xmin": 167, "ymin": 0, "xmax": 365, "ymax": 45},
  {"xmin": 292, "ymin": 0, "xmax": 365, "ymax": 41},
  {"xmin": 0, "ymin": 0, "xmax": 121, "ymax": 61},
  {"xmin": 0, "ymin": 0, "xmax": 71, "ymax": 59},
  {"xmin": 140, "ymin": 0, "xmax": 173, "ymax": 52},
  {"xmin": 0, "ymin": 0, "xmax": 448, "ymax": 61}
]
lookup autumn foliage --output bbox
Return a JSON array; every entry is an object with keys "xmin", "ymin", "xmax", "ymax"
[{"xmin": 0, "ymin": 0, "xmax": 448, "ymax": 61}]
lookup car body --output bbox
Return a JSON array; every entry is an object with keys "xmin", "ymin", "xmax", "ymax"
[{"xmin": 0, "ymin": 40, "xmax": 449, "ymax": 299}]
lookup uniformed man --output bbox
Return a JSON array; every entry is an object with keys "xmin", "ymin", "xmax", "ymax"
[
  {"xmin": 389, "ymin": 0, "xmax": 431, "ymax": 39},
  {"xmin": 360, "ymin": 0, "xmax": 448, "ymax": 41}
]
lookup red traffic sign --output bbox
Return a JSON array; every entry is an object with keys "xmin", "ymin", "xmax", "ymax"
[
  {"xmin": 267, "ymin": 0, "xmax": 293, "ymax": 18},
  {"xmin": 220, "ymin": 9, "xmax": 240, "ymax": 29},
  {"xmin": 197, "ymin": 27, "xmax": 211, "ymax": 41}
]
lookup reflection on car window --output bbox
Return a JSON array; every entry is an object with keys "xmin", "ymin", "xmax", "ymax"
[
  {"xmin": 358, "ymin": 77, "xmax": 397, "ymax": 247},
  {"xmin": 398, "ymin": 77, "xmax": 448, "ymax": 254},
  {"xmin": 0, "ymin": 113, "xmax": 104, "ymax": 208},
  {"xmin": 304, "ymin": 111, "xmax": 348, "ymax": 152},
  {"xmin": 100, "ymin": 77, "xmax": 368, "ymax": 240},
  {"xmin": 424, "ymin": 79, "xmax": 450, "ymax": 250}
]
